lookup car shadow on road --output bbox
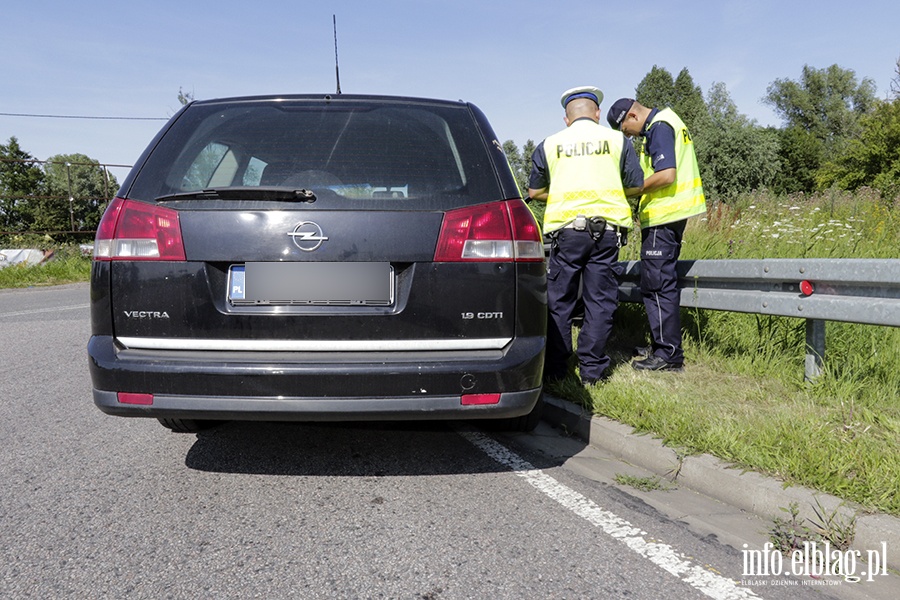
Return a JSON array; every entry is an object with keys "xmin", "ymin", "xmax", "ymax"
[{"xmin": 183, "ymin": 419, "xmax": 586, "ymax": 477}]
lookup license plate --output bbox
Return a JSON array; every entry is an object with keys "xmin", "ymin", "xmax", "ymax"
[{"xmin": 228, "ymin": 262, "xmax": 393, "ymax": 306}]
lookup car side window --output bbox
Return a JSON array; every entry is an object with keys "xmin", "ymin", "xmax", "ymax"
[
  {"xmin": 182, "ymin": 142, "xmax": 233, "ymax": 190},
  {"xmin": 243, "ymin": 157, "xmax": 267, "ymax": 186}
]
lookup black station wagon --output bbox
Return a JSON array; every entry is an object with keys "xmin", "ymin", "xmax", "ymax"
[{"xmin": 88, "ymin": 94, "xmax": 547, "ymax": 433}]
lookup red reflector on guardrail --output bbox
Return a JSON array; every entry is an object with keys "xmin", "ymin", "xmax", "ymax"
[{"xmin": 800, "ymin": 280, "xmax": 815, "ymax": 296}]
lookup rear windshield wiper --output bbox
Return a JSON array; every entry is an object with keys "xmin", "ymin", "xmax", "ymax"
[{"xmin": 154, "ymin": 187, "xmax": 316, "ymax": 203}]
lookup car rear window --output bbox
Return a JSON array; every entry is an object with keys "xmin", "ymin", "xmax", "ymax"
[{"xmin": 125, "ymin": 97, "xmax": 502, "ymax": 208}]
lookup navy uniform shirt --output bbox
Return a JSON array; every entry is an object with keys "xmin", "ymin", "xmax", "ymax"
[
  {"xmin": 528, "ymin": 118, "xmax": 644, "ymax": 191},
  {"xmin": 641, "ymin": 108, "xmax": 677, "ymax": 172}
]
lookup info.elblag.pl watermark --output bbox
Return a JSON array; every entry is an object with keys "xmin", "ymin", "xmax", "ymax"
[{"xmin": 741, "ymin": 541, "xmax": 889, "ymax": 585}]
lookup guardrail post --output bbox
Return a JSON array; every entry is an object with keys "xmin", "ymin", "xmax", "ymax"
[{"xmin": 805, "ymin": 319, "xmax": 825, "ymax": 382}]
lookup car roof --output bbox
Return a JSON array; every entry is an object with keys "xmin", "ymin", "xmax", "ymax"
[{"xmin": 187, "ymin": 93, "xmax": 471, "ymax": 108}]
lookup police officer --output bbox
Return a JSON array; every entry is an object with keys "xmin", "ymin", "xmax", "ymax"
[
  {"xmin": 607, "ymin": 98, "xmax": 706, "ymax": 371},
  {"xmin": 528, "ymin": 87, "xmax": 643, "ymax": 385}
]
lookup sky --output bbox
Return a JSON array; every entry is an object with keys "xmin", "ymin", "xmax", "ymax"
[{"xmin": 2, "ymin": 0, "xmax": 899, "ymax": 183}]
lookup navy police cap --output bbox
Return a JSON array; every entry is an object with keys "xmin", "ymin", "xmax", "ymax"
[
  {"xmin": 607, "ymin": 98, "xmax": 635, "ymax": 130},
  {"xmin": 560, "ymin": 86, "xmax": 604, "ymax": 108}
]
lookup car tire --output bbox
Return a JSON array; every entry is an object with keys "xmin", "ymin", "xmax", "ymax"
[
  {"xmin": 493, "ymin": 391, "xmax": 544, "ymax": 433},
  {"xmin": 157, "ymin": 418, "xmax": 219, "ymax": 433}
]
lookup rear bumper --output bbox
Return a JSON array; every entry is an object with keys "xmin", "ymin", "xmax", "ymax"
[
  {"xmin": 92, "ymin": 387, "xmax": 542, "ymax": 421},
  {"xmin": 88, "ymin": 334, "xmax": 545, "ymax": 421}
]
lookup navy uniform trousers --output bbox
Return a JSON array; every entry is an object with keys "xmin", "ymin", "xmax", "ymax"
[
  {"xmin": 640, "ymin": 218, "xmax": 687, "ymax": 365},
  {"xmin": 545, "ymin": 227, "xmax": 620, "ymax": 382}
]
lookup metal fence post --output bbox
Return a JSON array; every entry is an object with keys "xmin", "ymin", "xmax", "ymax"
[
  {"xmin": 805, "ymin": 319, "xmax": 826, "ymax": 382},
  {"xmin": 65, "ymin": 162, "xmax": 75, "ymax": 231}
]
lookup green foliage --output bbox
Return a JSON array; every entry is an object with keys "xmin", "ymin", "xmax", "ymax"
[
  {"xmin": 41, "ymin": 154, "xmax": 118, "ymax": 231},
  {"xmin": 177, "ymin": 87, "xmax": 194, "ymax": 106},
  {"xmin": 818, "ymin": 99, "xmax": 900, "ymax": 201},
  {"xmin": 0, "ymin": 137, "xmax": 45, "ymax": 231},
  {"xmin": 672, "ymin": 68, "xmax": 710, "ymax": 134},
  {"xmin": 892, "ymin": 55, "xmax": 900, "ymax": 99},
  {"xmin": 614, "ymin": 473, "xmax": 673, "ymax": 492},
  {"xmin": 0, "ymin": 138, "xmax": 117, "ymax": 234},
  {"xmin": 700, "ymin": 83, "xmax": 779, "ymax": 199},
  {"xmin": 765, "ymin": 64, "xmax": 877, "ymax": 193},
  {"xmin": 502, "ymin": 139, "xmax": 529, "ymax": 196},
  {"xmin": 503, "ymin": 139, "xmax": 543, "ymax": 227},
  {"xmin": 694, "ymin": 187, "xmax": 897, "ymax": 259},
  {"xmin": 769, "ymin": 500, "xmax": 856, "ymax": 555},
  {"xmin": 635, "ymin": 65, "xmax": 675, "ymax": 109},
  {"xmin": 0, "ymin": 243, "xmax": 91, "ymax": 288},
  {"xmin": 765, "ymin": 64, "xmax": 877, "ymax": 143},
  {"xmin": 771, "ymin": 126, "xmax": 824, "ymax": 195}
]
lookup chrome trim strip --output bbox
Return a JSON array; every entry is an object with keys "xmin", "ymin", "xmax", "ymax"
[{"xmin": 116, "ymin": 337, "xmax": 511, "ymax": 352}]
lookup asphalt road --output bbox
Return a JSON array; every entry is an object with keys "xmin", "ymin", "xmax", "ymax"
[{"xmin": 0, "ymin": 283, "xmax": 853, "ymax": 599}]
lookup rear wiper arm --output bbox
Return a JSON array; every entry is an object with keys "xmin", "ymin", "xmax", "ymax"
[{"xmin": 154, "ymin": 187, "xmax": 316, "ymax": 203}]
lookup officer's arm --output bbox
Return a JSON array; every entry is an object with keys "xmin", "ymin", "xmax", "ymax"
[
  {"xmin": 620, "ymin": 139, "xmax": 644, "ymax": 198},
  {"xmin": 527, "ymin": 142, "xmax": 549, "ymax": 202},
  {"xmin": 528, "ymin": 187, "xmax": 549, "ymax": 202},
  {"xmin": 639, "ymin": 123, "xmax": 676, "ymax": 193},
  {"xmin": 641, "ymin": 168, "xmax": 675, "ymax": 193}
]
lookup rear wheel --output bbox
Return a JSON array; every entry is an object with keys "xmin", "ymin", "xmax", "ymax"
[
  {"xmin": 492, "ymin": 391, "xmax": 544, "ymax": 433},
  {"xmin": 157, "ymin": 418, "xmax": 220, "ymax": 433}
]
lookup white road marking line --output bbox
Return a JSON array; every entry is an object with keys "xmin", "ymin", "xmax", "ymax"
[
  {"xmin": 0, "ymin": 304, "xmax": 89, "ymax": 318},
  {"xmin": 460, "ymin": 430, "xmax": 760, "ymax": 600}
]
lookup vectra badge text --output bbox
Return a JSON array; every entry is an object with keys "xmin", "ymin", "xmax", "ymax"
[{"xmin": 288, "ymin": 221, "xmax": 328, "ymax": 252}]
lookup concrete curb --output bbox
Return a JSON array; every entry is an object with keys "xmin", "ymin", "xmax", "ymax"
[{"xmin": 543, "ymin": 394, "xmax": 900, "ymax": 572}]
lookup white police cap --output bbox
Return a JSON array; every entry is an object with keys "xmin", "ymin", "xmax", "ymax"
[{"xmin": 560, "ymin": 86, "xmax": 604, "ymax": 108}]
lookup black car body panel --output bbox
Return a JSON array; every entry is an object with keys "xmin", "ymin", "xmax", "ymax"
[{"xmin": 88, "ymin": 94, "xmax": 546, "ymax": 426}]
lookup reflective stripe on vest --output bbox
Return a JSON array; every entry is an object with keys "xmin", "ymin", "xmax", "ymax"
[
  {"xmin": 543, "ymin": 120, "xmax": 633, "ymax": 233},
  {"xmin": 638, "ymin": 108, "xmax": 706, "ymax": 228}
]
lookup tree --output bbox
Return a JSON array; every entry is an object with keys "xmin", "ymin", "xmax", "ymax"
[
  {"xmin": 42, "ymin": 154, "xmax": 119, "ymax": 231},
  {"xmin": 818, "ymin": 98, "xmax": 900, "ymax": 200},
  {"xmin": 502, "ymin": 139, "xmax": 537, "ymax": 198},
  {"xmin": 0, "ymin": 137, "xmax": 44, "ymax": 231},
  {"xmin": 635, "ymin": 65, "xmax": 675, "ymax": 109},
  {"xmin": 177, "ymin": 87, "xmax": 194, "ymax": 106},
  {"xmin": 700, "ymin": 83, "xmax": 779, "ymax": 199},
  {"xmin": 892, "ymin": 56, "xmax": 900, "ymax": 99},
  {"xmin": 772, "ymin": 126, "xmax": 824, "ymax": 195},
  {"xmin": 765, "ymin": 64, "xmax": 876, "ymax": 152},
  {"xmin": 764, "ymin": 64, "xmax": 876, "ymax": 194},
  {"xmin": 502, "ymin": 139, "xmax": 542, "ymax": 225},
  {"xmin": 672, "ymin": 68, "xmax": 710, "ymax": 134},
  {"xmin": 502, "ymin": 140, "xmax": 526, "ymax": 195}
]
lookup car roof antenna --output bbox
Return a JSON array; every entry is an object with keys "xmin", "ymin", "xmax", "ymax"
[{"xmin": 333, "ymin": 15, "xmax": 342, "ymax": 94}]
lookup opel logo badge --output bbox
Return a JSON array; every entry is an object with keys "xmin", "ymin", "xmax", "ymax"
[{"xmin": 288, "ymin": 221, "xmax": 328, "ymax": 252}]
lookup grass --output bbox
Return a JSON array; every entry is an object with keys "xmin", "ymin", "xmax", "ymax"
[
  {"xmin": 0, "ymin": 245, "xmax": 91, "ymax": 288},
  {"xmin": 769, "ymin": 499, "xmax": 857, "ymax": 554},
  {"xmin": 614, "ymin": 473, "xmax": 674, "ymax": 492},
  {"xmin": 549, "ymin": 188, "xmax": 900, "ymax": 516}
]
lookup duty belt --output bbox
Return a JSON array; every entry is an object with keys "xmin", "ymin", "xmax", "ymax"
[
  {"xmin": 563, "ymin": 221, "xmax": 617, "ymax": 231},
  {"xmin": 553, "ymin": 215, "xmax": 627, "ymax": 248}
]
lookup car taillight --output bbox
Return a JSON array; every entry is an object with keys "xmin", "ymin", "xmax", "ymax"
[
  {"xmin": 434, "ymin": 200, "xmax": 544, "ymax": 262},
  {"xmin": 94, "ymin": 197, "xmax": 186, "ymax": 261}
]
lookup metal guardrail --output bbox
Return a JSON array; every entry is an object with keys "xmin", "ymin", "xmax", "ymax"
[{"xmin": 617, "ymin": 259, "xmax": 900, "ymax": 381}]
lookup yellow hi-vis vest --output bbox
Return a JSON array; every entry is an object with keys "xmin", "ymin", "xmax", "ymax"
[
  {"xmin": 542, "ymin": 119, "xmax": 633, "ymax": 234},
  {"xmin": 638, "ymin": 108, "xmax": 706, "ymax": 228}
]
